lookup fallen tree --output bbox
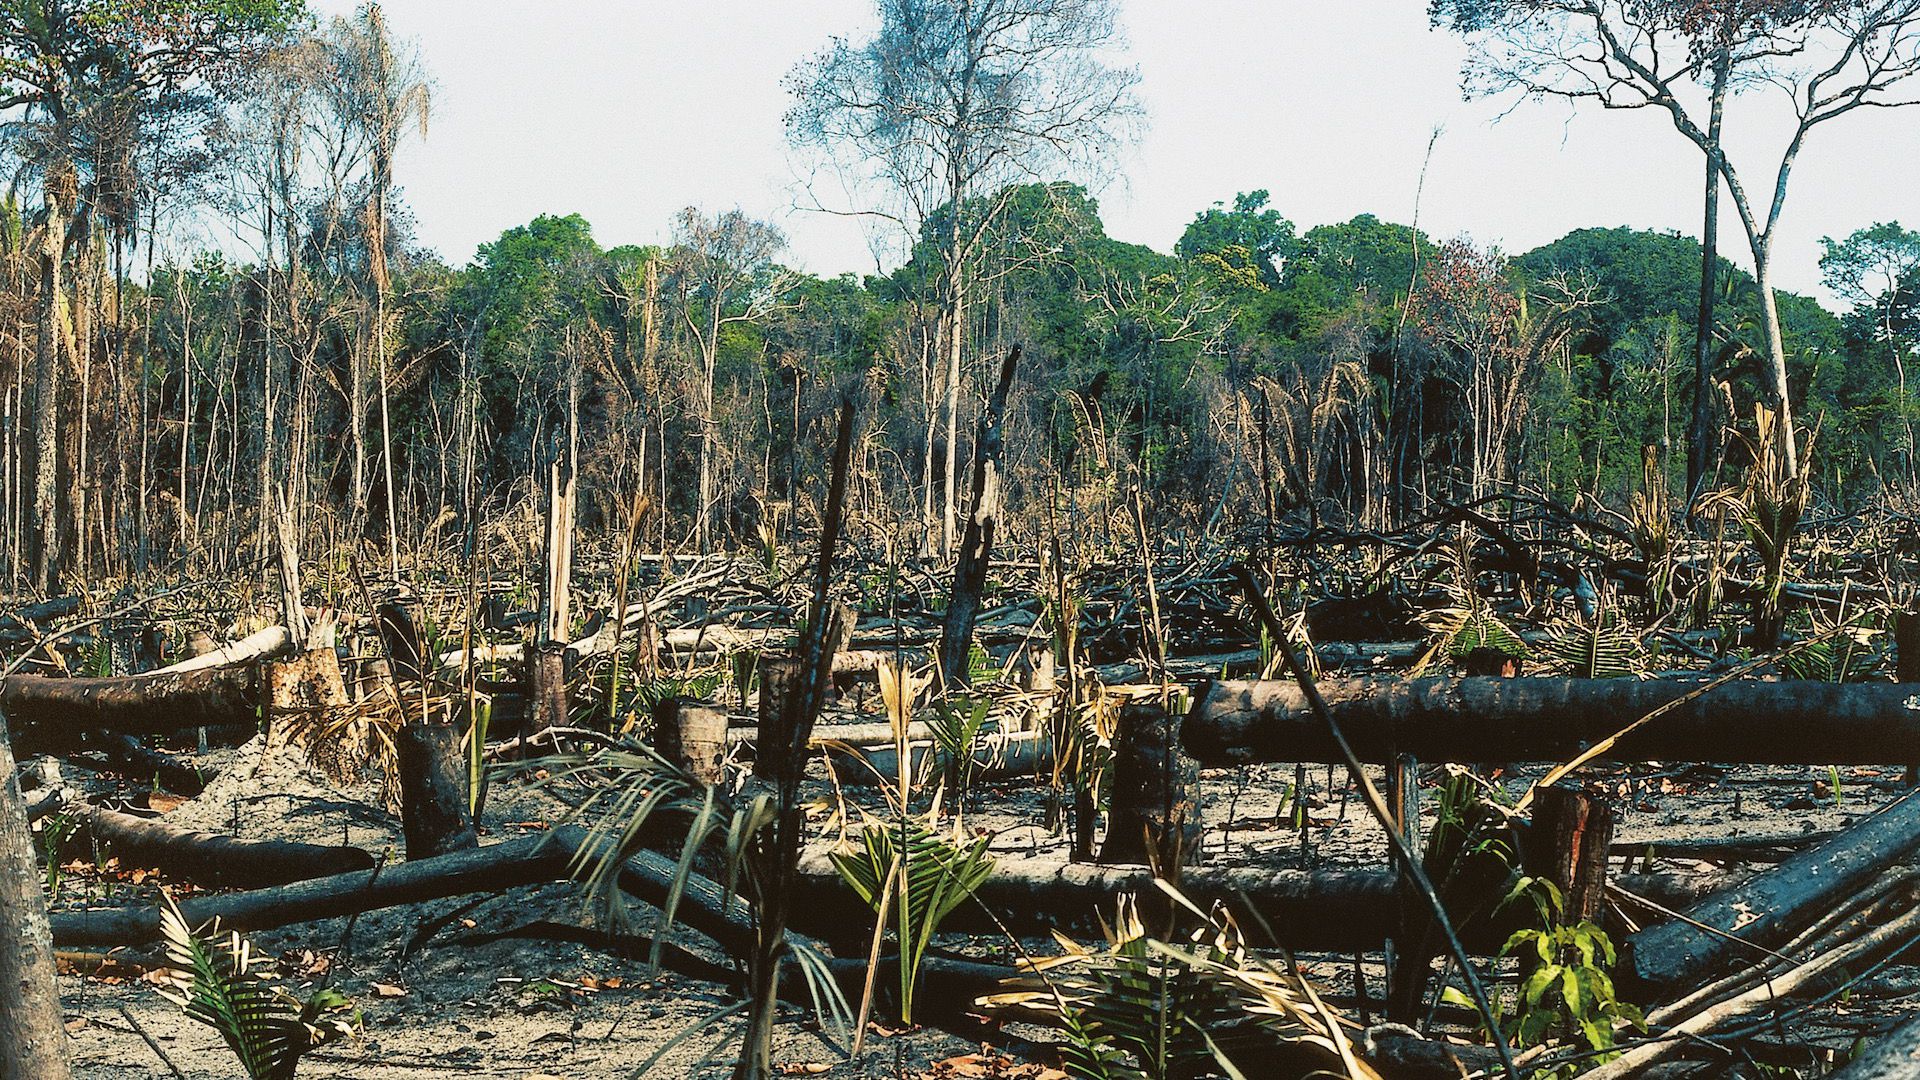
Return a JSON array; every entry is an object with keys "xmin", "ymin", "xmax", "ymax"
[
  {"xmin": 65, "ymin": 799, "xmax": 375, "ymax": 889},
  {"xmin": 1185, "ymin": 676, "xmax": 1920, "ymax": 765},
  {"xmin": 3, "ymin": 663, "xmax": 264, "ymax": 739},
  {"xmin": 1623, "ymin": 788, "xmax": 1920, "ymax": 996}
]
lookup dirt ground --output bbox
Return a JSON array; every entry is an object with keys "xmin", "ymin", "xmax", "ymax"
[{"xmin": 39, "ymin": 692, "xmax": 1920, "ymax": 1079}]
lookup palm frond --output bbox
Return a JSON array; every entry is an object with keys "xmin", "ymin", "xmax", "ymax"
[{"xmin": 155, "ymin": 893, "xmax": 356, "ymax": 1080}]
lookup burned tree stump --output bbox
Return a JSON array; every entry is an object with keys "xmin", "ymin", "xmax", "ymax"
[
  {"xmin": 654, "ymin": 697, "xmax": 727, "ymax": 784},
  {"xmin": 527, "ymin": 640, "xmax": 569, "ymax": 734},
  {"xmin": 377, "ymin": 596, "xmax": 428, "ymax": 684},
  {"xmin": 1526, "ymin": 784, "xmax": 1615, "ymax": 924},
  {"xmin": 395, "ymin": 723, "xmax": 478, "ymax": 860},
  {"xmin": 1100, "ymin": 702, "xmax": 1203, "ymax": 869}
]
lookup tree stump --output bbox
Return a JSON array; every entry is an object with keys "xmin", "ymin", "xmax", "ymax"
[
  {"xmin": 1100, "ymin": 702, "xmax": 1203, "ymax": 869},
  {"xmin": 753, "ymin": 656, "xmax": 800, "ymax": 783},
  {"xmin": 654, "ymin": 697, "xmax": 728, "ymax": 784},
  {"xmin": 1526, "ymin": 783, "xmax": 1615, "ymax": 924},
  {"xmin": 377, "ymin": 596, "xmax": 427, "ymax": 685},
  {"xmin": 527, "ymin": 640, "xmax": 569, "ymax": 734},
  {"xmin": 395, "ymin": 722, "xmax": 478, "ymax": 860}
]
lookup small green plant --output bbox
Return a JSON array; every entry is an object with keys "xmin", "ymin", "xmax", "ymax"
[
  {"xmin": 154, "ymin": 893, "xmax": 358, "ymax": 1080},
  {"xmin": 38, "ymin": 810, "xmax": 78, "ymax": 898},
  {"xmin": 728, "ymin": 648, "xmax": 759, "ymax": 713},
  {"xmin": 1450, "ymin": 878, "xmax": 1645, "ymax": 1076},
  {"xmin": 831, "ymin": 810, "xmax": 995, "ymax": 1024},
  {"xmin": 928, "ymin": 693, "xmax": 995, "ymax": 807}
]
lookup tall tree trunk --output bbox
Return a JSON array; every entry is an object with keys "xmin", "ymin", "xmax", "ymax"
[
  {"xmin": 1689, "ymin": 49, "xmax": 1730, "ymax": 502},
  {"xmin": 940, "ymin": 288, "xmax": 965, "ymax": 560},
  {"xmin": 30, "ymin": 176, "xmax": 71, "ymax": 595},
  {"xmin": 1754, "ymin": 245, "xmax": 1799, "ymax": 474},
  {"xmin": 0, "ymin": 707, "xmax": 72, "ymax": 1079}
]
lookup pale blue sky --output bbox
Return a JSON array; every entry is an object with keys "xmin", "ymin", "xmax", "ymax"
[{"xmin": 309, "ymin": 1, "xmax": 1920, "ymax": 302}]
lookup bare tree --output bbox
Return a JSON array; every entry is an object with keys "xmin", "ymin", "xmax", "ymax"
[
  {"xmin": 1433, "ymin": 0, "xmax": 1920, "ymax": 478},
  {"xmin": 786, "ymin": 0, "xmax": 1141, "ymax": 555},
  {"xmin": 667, "ymin": 208, "xmax": 792, "ymax": 553},
  {"xmin": 320, "ymin": 2, "xmax": 430, "ymax": 576}
]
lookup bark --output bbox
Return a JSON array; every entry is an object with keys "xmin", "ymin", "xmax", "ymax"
[
  {"xmin": 50, "ymin": 832, "xmax": 567, "ymax": 948},
  {"xmin": 395, "ymin": 723, "xmax": 477, "ymax": 859},
  {"xmin": 936, "ymin": 345, "xmax": 1020, "ymax": 688},
  {"xmin": 377, "ymin": 597, "xmax": 426, "ymax": 684},
  {"xmin": 1100, "ymin": 702, "xmax": 1202, "ymax": 868},
  {"xmin": 97, "ymin": 733, "xmax": 209, "ymax": 796},
  {"xmin": 1184, "ymin": 676, "xmax": 1920, "ymax": 766},
  {"xmin": 527, "ymin": 641, "xmax": 569, "ymax": 735},
  {"xmin": 1623, "ymin": 788, "xmax": 1920, "ymax": 996},
  {"xmin": 147, "ymin": 625, "xmax": 292, "ymax": 675},
  {"xmin": 0, "ymin": 707, "xmax": 71, "ymax": 1079},
  {"xmin": 68, "ymin": 799, "xmax": 372, "ymax": 889},
  {"xmin": 30, "ymin": 173, "xmax": 73, "ymax": 596},
  {"xmin": 790, "ymin": 852, "xmax": 1734, "ymax": 953}
]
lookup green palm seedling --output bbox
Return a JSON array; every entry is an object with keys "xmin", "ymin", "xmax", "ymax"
[
  {"xmin": 154, "ymin": 893, "xmax": 357, "ymax": 1080},
  {"xmin": 1700, "ymin": 404, "xmax": 1815, "ymax": 649},
  {"xmin": 928, "ymin": 692, "xmax": 995, "ymax": 809},
  {"xmin": 831, "ymin": 810, "xmax": 995, "ymax": 1024}
]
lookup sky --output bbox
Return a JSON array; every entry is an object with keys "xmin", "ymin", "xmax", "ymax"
[{"xmin": 305, "ymin": 0, "xmax": 1920, "ymax": 304}]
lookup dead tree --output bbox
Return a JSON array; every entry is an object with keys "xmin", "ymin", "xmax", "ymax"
[
  {"xmin": 1624, "ymin": 787, "xmax": 1920, "ymax": 996},
  {"xmin": 1100, "ymin": 700, "xmax": 1202, "ymax": 869},
  {"xmin": 937, "ymin": 344, "xmax": 1020, "ymax": 688},
  {"xmin": 394, "ymin": 723, "xmax": 477, "ymax": 859}
]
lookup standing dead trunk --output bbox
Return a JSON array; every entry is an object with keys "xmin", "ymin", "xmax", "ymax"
[
  {"xmin": 1099, "ymin": 701, "xmax": 1203, "ymax": 870},
  {"xmin": 1525, "ymin": 785, "xmax": 1615, "ymax": 925},
  {"xmin": 653, "ymin": 697, "xmax": 727, "ymax": 784},
  {"xmin": 30, "ymin": 171, "xmax": 73, "ymax": 595},
  {"xmin": 1689, "ymin": 49, "xmax": 1730, "ymax": 502},
  {"xmin": 395, "ymin": 722, "xmax": 476, "ymax": 860},
  {"xmin": 936, "ymin": 345, "xmax": 1020, "ymax": 688},
  {"xmin": 531, "ymin": 372, "xmax": 577, "ymax": 734},
  {"xmin": 0, "ymin": 706, "xmax": 72, "ymax": 1079}
]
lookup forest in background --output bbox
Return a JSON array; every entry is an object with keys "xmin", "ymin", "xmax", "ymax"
[{"xmin": 1, "ymin": 1, "xmax": 1915, "ymax": 601}]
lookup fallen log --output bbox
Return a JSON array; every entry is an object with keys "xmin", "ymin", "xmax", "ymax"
[
  {"xmin": 1185, "ymin": 676, "xmax": 1920, "ymax": 765},
  {"xmin": 149, "ymin": 625, "xmax": 292, "ymax": 675},
  {"xmin": 51, "ymin": 832, "xmax": 567, "ymax": 947},
  {"xmin": 97, "ymin": 732, "xmax": 209, "ymax": 796},
  {"xmin": 3, "ymin": 663, "xmax": 264, "ymax": 739},
  {"xmin": 66, "ymin": 799, "xmax": 373, "ymax": 889},
  {"xmin": 791, "ymin": 852, "xmax": 1737, "ymax": 952},
  {"xmin": 1623, "ymin": 788, "xmax": 1920, "ymax": 996},
  {"xmin": 1832, "ymin": 1014, "xmax": 1920, "ymax": 1079},
  {"xmin": 826, "ymin": 730, "xmax": 1052, "ymax": 787}
]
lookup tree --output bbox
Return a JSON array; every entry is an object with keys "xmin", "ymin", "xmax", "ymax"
[
  {"xmin": 1821, "ymin": 221, "xmax": 1920, "ymax": 483},
  {"xmin": 1432, "ymin": 0, "xmax": 1920, "ymax": 479},
  {"xmin": 0, "ymin": 0, "xmax": 304, "ymax": 590},
  {"xmin": 320, "ymin": 2, "xmax": 429, "ymax": 575},
  {"xmin": 786, "ymin": 0, "xmax": 1141, "ymax": 556},
  {"xmin": 1175, "ymin": 189, "xmax": 1299, "ymax": 288},
  {"xmin": 667, "ymin": 207, "xmax": 792, "ymax": 552}
]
